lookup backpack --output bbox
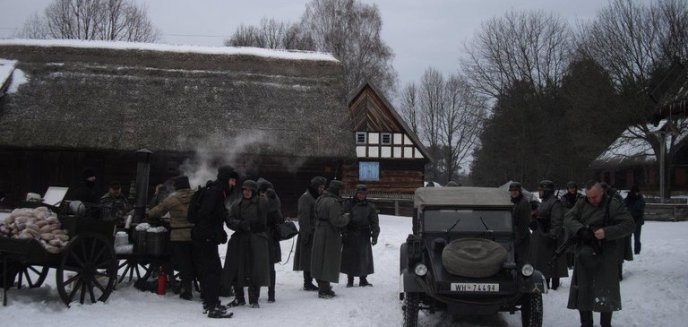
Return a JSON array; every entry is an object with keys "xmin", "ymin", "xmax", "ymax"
[{"xmin": 187, "ymin": 185, "xmax": 210, "ymax": 224}]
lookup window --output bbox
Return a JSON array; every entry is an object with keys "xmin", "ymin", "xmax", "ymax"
[
  {"xmin": 381, "ymin": 133, "xmax": 392, "ymax": 145},
  {"xmin": 359, "ymin": 161, "xmax": 380, "ymax": 181},
  {"xmin": 356, "ymin": 132, "xmax": 367, "ymax": 144}
]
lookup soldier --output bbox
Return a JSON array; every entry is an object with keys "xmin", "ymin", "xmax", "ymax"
[
  {"xmin": 564, "ymin": 180, "xmax": 634, "ymax": 327},
  {"xmin": 529, "ymin": 180, "xmax": 568, "ymax": 290},
  {"xmin": 311, "ymin": 180, "xmax": 350, "ymax": 299},
  {"xmin": 509, "ymin": 182, "xmax": 531, "ymax": 267},
  {"xmin": 258, "ymin": 178, "xmax": 284, "ymax": 303},
  {"xmin": 293, "ymin": 176, "xmax": 326, "ymax": 291},
  {"xmin": 224, "ymin": 180, "xmax": 271, "ymax": 308},
  {"xmin": 191, "ymin": 165, "xmax": 235, "ymax": 319},
  {"xmin": 624, "ymin": 185, "xmax": 645, "ymax": 255},
  {"xmin": 561, "ymin": 181, "xmax": 584, "ymax": 209},
  {"xmin": 146, "ymin": 176, "xmax": 195, "ymax": 300},
  {"xmin": 341, "ymin": 184, "xmax": 380, "ymax": 287},
  {"xmin": 68, "ymin": 168, "xmax": 99, "ymax": 204},
  {"xmin": 560, "ymin": 181, "xmax": 584, "ymax": 268},
  {"xmin": 99, "ymin": 181, "xmax": 131, "ymax": 224}
]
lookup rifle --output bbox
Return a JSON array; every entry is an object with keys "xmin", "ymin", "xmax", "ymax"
[{"xmin": 548, "ymin": 226, "xmax": 602, "ymax": 267}]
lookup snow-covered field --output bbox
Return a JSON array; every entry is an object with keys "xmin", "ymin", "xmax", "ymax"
[{"xmin": 1, "ymin": 215, "xmax": 687, "ymax": 327}]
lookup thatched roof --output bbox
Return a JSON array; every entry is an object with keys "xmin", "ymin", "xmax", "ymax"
[{"xmin": 0, "ymin": 39, "xmax": 354, "ymax": 159}]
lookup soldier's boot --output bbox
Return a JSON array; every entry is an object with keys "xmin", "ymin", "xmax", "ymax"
[
  {"xmin": 551, "ymin": 278, "xmax": 560, "ymax": 290},
  {"xmin": 579, "ymin": 310, "xmax": 593, "ymax": 327},
  {"xmin": 267, "ymin": 286, "xmax": 275, "ymax": 303},
  {"xmin": 180, "ymin": 280, "xmax": 193, "ymax": 301},
  {"xmin": 346, "ymin": 275, "xmax": 354, "ymax": 288},
  {"xmin": 228, "ymin": 286, "xmax": 246, "ymax": 307},
  {"xmin": 303, "ymin": 271, "xmax": 319, "ymax": 291},
  {"xmin": 600, "ymin": 312, "xmax": 612, "ymax": 327},
  {"xmin": 248, "ymin": 286, "xmax": 260, "ymax": 308},
  {"xmin": 207, "ymin": 304, "xmax": 233, "ymax": 319},
  {"xmin": 359, "ymin": 276, "xmax": 372, "ymax": 287}
]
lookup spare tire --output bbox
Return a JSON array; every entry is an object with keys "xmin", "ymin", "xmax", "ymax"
[{"xmin": 442, "ymin": 238, "xmax": 507, "ymax": 278}]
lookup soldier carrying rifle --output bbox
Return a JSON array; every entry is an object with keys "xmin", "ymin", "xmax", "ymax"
[{"xmin": 561, "ymin": 180, "xmax": 634, "ymax": 327}]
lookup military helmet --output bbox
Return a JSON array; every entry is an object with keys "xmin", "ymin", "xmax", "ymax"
[
  {"xmin": 310, "ymin": 176, "xmax": 327, "ymax": 188},
  {"xmin": 566, "ymin": 181, "xmax": 577, "ymax": 189},
  {"xmin": 539, "ymin": 180, "xmax": 555, "ymax": 192},
  {"xmin": 242, "ymin": 180, "xmax": 258, "ymax": 192},
  {"xmin": 355, "ymin": 184, "xmax": 367, "ymax": 193},
  {"xmin": 328, "ymin": 180, "xmax": 344, "ymax": 195},
  {"xmin": 508, "ymin": 182, "xmax": 522, "ymax": 192}
]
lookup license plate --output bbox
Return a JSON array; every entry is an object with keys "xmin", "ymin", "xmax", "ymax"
[{"xmin": 451, "ymin": 283, "xmax": 500, "ymax": 292}]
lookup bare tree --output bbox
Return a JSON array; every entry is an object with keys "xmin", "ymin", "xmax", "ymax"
[
  {"xmin": 463, "ymin": 10, "xmax": 572, "ymax": 98},
  {"xmin": 225, "ymin": 18, "xmax": 315, "ymax": 50},
  {"xmin": 578, "ymin": 0, "xmax": 688, "ymax": 196},
  {"xmin": 399, "ymin": 82, "xmax": 419, "ymax": 135},
  {"xmin": 18, "ymin": 0, "xmax": 159, "ymax": 42},
  {"xmin": 300, "ymin": 0, "xmax": 397, "ymax": 96},
  {"xmin": 416, "ymin": 68, "xmax": 487, "ymax": 182}
]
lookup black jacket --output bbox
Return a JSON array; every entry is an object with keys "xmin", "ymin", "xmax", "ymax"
[{"xmin": 191, "ymin": 180, "xmax": 229, "ymax": 244}]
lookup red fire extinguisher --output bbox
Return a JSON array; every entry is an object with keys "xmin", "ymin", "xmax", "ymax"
[{"xmin": 157, "ymin": 267, "xmax": 167, "ymax": 295}]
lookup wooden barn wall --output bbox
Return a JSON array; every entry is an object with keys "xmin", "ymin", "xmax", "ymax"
[
  {"xmin": 350, "ymin": 87, "xmax": 404, "ymax": 132},
  {"xmin": 0, "ymin": 147, "xmax": 342, "ymax": 217},
  {"xmin": 341, "ymin": 159, "xmax": 425, "ymax": 194}
]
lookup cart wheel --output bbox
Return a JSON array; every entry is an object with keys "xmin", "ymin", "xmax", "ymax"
[
  {"xmin": 117, "ymin": 259, "xmax": 153, "ymax": 285},
  {"xmin": 15, "ymin": 264, "xmax": 49, "ymax": 289},
  {"xmin": 56, "ymin": 233, "xmax": 117, "ymax": 306}
]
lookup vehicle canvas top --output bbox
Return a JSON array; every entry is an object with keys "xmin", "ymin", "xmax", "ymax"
[{"xmin": 414, "ymin": 187, "xmax": 513, "ymax": 209}]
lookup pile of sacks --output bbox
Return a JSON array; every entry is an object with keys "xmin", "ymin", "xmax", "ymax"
[{"xmin": 0, "ymin": 207, "xmax": 70, "ymax": 254}]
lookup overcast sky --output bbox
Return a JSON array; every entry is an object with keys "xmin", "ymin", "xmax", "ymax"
[{"xmin": 0, "ymin": 0, "xmax": 651, "ymax": 91}]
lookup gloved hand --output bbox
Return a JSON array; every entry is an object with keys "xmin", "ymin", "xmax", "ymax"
[
  {"xmin": 371, "ymin": 236, "xmax": 378, "ymax": 246},
  {"xmin": 577, "ymin": 227, "xmax": 594, "ymax": 243}
]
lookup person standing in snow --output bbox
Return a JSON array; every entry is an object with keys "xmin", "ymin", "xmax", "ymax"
[
  {"xmin": 624, "ymin": 185, "xmax": 645, "ymax": 255},
  {"xmin": 224, "ymin": 180, "xmax": 271, "ymax": 308},
  {"xmin": 340, "ymin": 184, "xmax": 379, "ymax": 287},
  {"xmin": 310, "ymin": 180, "xmax": 350, "ymax": 299},
  {"xmin": 191, "ymin": 165, "xmax": 235, "ymax": 318},
  {"xmin": 258, "ymin": 178, "xmax": 284, "ymax": 303},
  {"xmin": 601, "ymin": 182, "xmax": 633, "ymax": 280},
  {"xmin": 560, "ymin": 181, "xmax": 585, "ymax": 268},
  {"xmin": 146, "ymin": 176, "xmax": 195, "ymax": 300},
  {"xmin": 564, "ymin": 180, "xmax": 634, "ymax": 327},
  {"xmin": 509, "ymin": 182, "xmax": 531, "ymax": 268},
  {"xmin": 293, "ymin": 176, "xmax": 327, "ymax": 291},
  {"xmin": 530, "ymin": 180, "xmax": 568, "ymax": 290}
]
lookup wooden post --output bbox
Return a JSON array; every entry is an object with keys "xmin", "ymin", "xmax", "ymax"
[{"xmin": 395, "ymin": 200, "xmax": 400, "ymax": 216}]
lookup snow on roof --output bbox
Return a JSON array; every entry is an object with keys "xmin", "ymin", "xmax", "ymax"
[
  {"xmin": 594, "ymin": 119, "xmax": 688, "ymax": 165},
  {"xmin": 0, "ymin": 38, "xmax": 338, "ymax": 62},
  {"xmin": 0, "ymin": 58, "xmax": 16, "ymax": 94}
]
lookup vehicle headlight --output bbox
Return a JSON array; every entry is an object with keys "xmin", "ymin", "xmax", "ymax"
[
  {"xmin": 414, "ymin": 263, "xmax": 428, "ymax": 276},
  {"xmin": 521, "ymin": 264, "xmax": 534, "ymax": 277}
]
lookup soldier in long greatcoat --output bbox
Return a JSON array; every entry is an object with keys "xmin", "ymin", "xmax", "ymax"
[
  {"xmin": 340, "ymin": 184, "xmax": 379, "ymax": 287},
  {"xmin": 529, "ymin": 180, "xmax": 568, "ymax": 290},
  {"xmin": 224, "ymin": 180, "xmax": 271, "ymax": 308},
  {"xmin": 258, "ymin": 178, "xmax": 284, "ymax": 303},
  {"xmin": 564, "ymin": 181, "xmax": 634, "ymax": 327},
  {"xmin": 293, "ymin": 176, "xmax": 326, "ymax": 291},
  {"xmin": 310, "ymin": 180, "xmax": 350, "ymax": 299},
  {"xmin": 509, "ymin": 182, "xmax": 531, "ymax": 267}
]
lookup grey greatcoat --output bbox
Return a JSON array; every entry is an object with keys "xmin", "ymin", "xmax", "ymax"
[
  {"xmin": 530, "ymin": 195, "xmax": 568, "ymax": 279},
  {"xmin": 340, "ymin": 198, "xmax": 380, "ymax": 276},
  {"xmin": 293, "ymin": 188, "xmax": 319, "ymax": 271},
  {"xmin": 511, "ymin": 194, "xmax": 531, "ymax": 267},
  {"xmin": 564, "ymin": 195, "xmax": 634, "ymax": 312},
  {"xmin": 310, "ymin": 191, "xmax": 350, "ymax": 283},
  {"xmin": 222, "ymin": 195, "xmax": 271, "ymax": 288}
]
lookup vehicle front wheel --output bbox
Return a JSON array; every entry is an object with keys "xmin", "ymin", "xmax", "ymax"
[
  {"xmin": 403, "ymin": 292, "xmax": 420, "ymax": 327},
  {"xmin": 521, "ymin": 293, "xmax": 543, "ymax": 327}
]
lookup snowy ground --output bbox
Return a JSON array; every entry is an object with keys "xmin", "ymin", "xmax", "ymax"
[{"xmin": 1, "ymin": 215, "xmax": 687, "ymax": 327}]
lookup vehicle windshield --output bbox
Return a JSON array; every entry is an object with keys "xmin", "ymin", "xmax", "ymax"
[{"xmin": 423, "ymin": 209, "xmax": 512, "ymax": 233}]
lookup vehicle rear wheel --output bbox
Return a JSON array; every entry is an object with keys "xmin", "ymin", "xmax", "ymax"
[
  {"xmin": 521, "ymin": 293, "xmax": 543, "ymax": 327},
  {"xmin": 403, "ymin": 292, "xmax": 420, "ymax": 327}
]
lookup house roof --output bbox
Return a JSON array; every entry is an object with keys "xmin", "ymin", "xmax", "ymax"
[
  {"xmin": 591, "ymin": 119, "xmax": 688, "ymax": 169},
  {"xmin": 347, "ymin": 81, "xmax": 432, "ymax": 162},
  {"xmin": 0, "ymin": 39, "xmax": 354, "ymax": 159}
]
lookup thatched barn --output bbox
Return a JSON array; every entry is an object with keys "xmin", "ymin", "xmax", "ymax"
[
  {"xmin": 0, "ymin": 39, "xmax": 354, "ymax": 215},
  {"xmin": 342, "ymin": 82, "xmax": 431, "ymax": 215}
]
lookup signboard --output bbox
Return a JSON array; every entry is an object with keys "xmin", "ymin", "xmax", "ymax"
[{"xmin": 359, "ymin": 161, "xmax": 379, "ymax": 181}]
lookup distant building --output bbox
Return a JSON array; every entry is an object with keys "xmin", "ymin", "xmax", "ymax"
[
  {"xmin": 342, "ymin": 82, "xmax": 431, "ymax": 215},
  {"xmin": 0, "ymin": 39, "xmax": 354, "ymax": 214}
]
